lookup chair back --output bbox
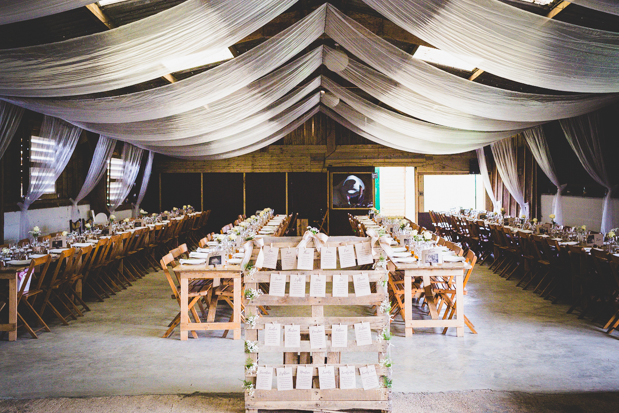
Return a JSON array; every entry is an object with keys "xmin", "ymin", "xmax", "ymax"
[{"xmin": 18, "ymin": 255, "xmax": 52, "ymax": 298}]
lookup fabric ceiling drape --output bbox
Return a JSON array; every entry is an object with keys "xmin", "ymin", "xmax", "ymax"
[
  {"xmin": 108, "ymin": 144, "xmax": 143, "ymax": 213},
  {"xmin": 0, "ymin": 0, "xmax": 94, "ymax": 26},
  {"xmin": 361, "ymin": 0, "xmax": 619, "ymax": 93},
  {"xmin": 491, "ymin": 137, "xmax": 529, "ymax": 218},
  {"xmin": 560, "ymin": 112, "xmax": 618, "ymax": 233},
  {"xmin": 0, "ymin": 0, "xmax": 299, "ymax": 97},
  {"xmin": 0, "ymin": 101, "xmax": 24, "ymax": 159},
  {"xmin": 523, "ymin": 126, "xmax": 566, "ymax": 225},
  {"xmin": 18, "ymin": 116, "xmax": 81, "ymax": 239},
  {"xmin": 476, "ymin": 148, "xmax": 501, "ymax": 213},
  {"xmin": 70, "ymin": 135, "xmax": 116, "ymax": 221},
  {"xmin": 570, "ymin": 0, "xmax": 619, "ymax": 17},
  {"xmin": 133, "ymin": 151, "xmax": 154, "ymax": 217}
]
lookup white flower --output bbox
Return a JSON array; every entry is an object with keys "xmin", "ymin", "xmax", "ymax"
[
  {"xmin": 33, "ymin": 226, "xmax": 40, "ymax": 232},
  {"xmin": 411, "ymin": 229, "xmax": 418, "ymax": 236},
  {"xmin": 549, "ymin": 214, "xmax": 556, "ymax": 220},
  {"xmin": 423, "ymin": 231, "xmax": 432, "ymax": 240},
  {"xmin": 520, "ymin": 215, "xmax": 526, "ymax": 219},
  {"xmin": 173, "ymin": 207, "xmax": 178, "ymax": 211},
  {"xmin": 244, "ymin": 340, "xmax": 259, "ymax": 353},
  {"xmin": 140, "ymin": 208, "xmax": 147, "ymax": 214},
  {"xmin": 2, "ymin": 248, "xmax": 10, "ymax": 254},
  {"xmin": 152, "ymin": 213, "xmax": 157, "ymax": 217},
  {"xmin": 164, "ymin": 211, "xmax": 169, "ymax": 215},
  {"xmin": 245, "ymin": 314, "xmax": 259, "ymax": 329},
  {"xmin": 581, "ymin": 225, "xmax": 587, "ymax": 231},
  {"xmin": 85, "ymin": 223, "xmax": 91, "ymax": 229},
  {"xmin": 608, "ymin": 231, "xmax": 616, "ymax": 238},
  {"xmin": 244, "ymin": 288, "xmax": 262, "ymax": 301},
  {"xmin": 228, "ymin": 234, "xmax": 237, "ymax": 241},
  {"xmin": 532, "ymin": 218, "xmax": 538, "ymax": 223},
  {"xmin": 62, "ymin": 231, "xmax": 68, "ymax": 236},
  {"xmin": 124, "ymin": 218, "xmax": 130, "ymax": 223},
  {"xmin": 109, "ymin": 214, "xmax": 116, "ymax": 221},
  {"xmin": 183, "ymin": 205, "xmax": 187, "ymax": 209}
]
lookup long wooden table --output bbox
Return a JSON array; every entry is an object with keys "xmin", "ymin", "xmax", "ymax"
[{"xmin": 0, "ymin": 268, "xmax": 19, "ymax": 341}]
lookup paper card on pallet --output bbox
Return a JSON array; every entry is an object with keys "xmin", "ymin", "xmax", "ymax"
[
  {"xmin": 331, "ymin": 324, "xmax": 348, "ymax": 348},
  {"xmin": 339, "ymin": 366, "xmax": 357, "ymax": 389},
  {"xmin": 332, "ymin": 274, "xmax": 349, "ymax": 298},
  {"xmin": 276, "ymin": 367, "xmax": 294, "ymax": 391},
  {"xmin": 288, "ymin": 274, "xmax": 306, "ymax": 297},
  {"xmin": 338, "ymin": 244, "xmax": 357, "ymax": 268},
  {"xmin": 352, "ymin": 273, "xmax": 371, "ymax": 297},
  {"xmin": 318, "ymin": 366, "xmax": 336, "ymax": 389},
  {"xmin": 355, "ymin": 242, "xmax": 374, "ymax": 265},
  {"xmin": 284, "ymin": 324, "xmax": 300, "ymax": 348},
  {"xmin": 354, "ymin": 322, "xmax": 373, "ymax": 346},
  {"xmin": 297, "ymin": 247, "xmax": 314, "ymax": 270},
  {"xmin": 320, "ymin": 246, "xmax": 337, "ymax": 269},
  {"xmin": 309, "ymin": 325, "xmax": 326, "ymax": 349},
  {"xmin": 296, "ymin": 365, "xmax": 313, "ymax": 389},
  {"xmin": 309, "ymin": 273, "xmax": 326, "ymax": 297},
  {"xmin": 359, "ymin": 365, "xmax": 380, "ymax": 390},
  {"xmin": 421, "ymin": 248, "xmax": 443, "ymax": 265},
  {"xmin": 280, "ymin": 247, "xmax": 297, "ymax": 270},
  {"xmin": 256, "ymin": 366, "xmax": 274, "ymax": 390},
  {"xmin": 264, "ymin": 323, "xmax": 281, "ymax": 346},
  {"xmin": 262, "ymin": 246, "xmax": 279, "ymax": 269},
  {"xmin": 268, "ymin": 273, "xmax": 286, "ymax": 297}
]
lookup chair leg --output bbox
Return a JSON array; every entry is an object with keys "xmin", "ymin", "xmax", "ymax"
[
  {"xmin": 17, "ymin": 312, "xmax": 38, "ymax": 339},
  {"xmin": 22, "ymin": 299, "xmax": 51, "ymax": 332}
]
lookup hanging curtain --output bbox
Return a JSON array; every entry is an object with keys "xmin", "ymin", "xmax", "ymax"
[
  {"xmin": 0, "ymin": 101, "xmax": 24, "ymax": 159},
  {"xmin": 108, "ymin": 143, "xmax": 143, "ymax": 213},
  {"xmin": 0, "ymin": 1, "xmax": 94, "ymax": 26},
  {"xmin": 133, "ymin": 151, "xmax": 154, "ymax": 217},
  {"xmin": 491, "ymin": 137, "xmax": 529, "ymax": 218},
  {"xmin": 361, "ymin": 0, "xmax": 619, "ymax": 93},
  {"xmin": 476, "ymin": 148, "xmax": 501, "ymax": 213},
  {"xmin": 18, "ymin": 116, "xmax": 81, "ymax": 239},
  {"xmin": 523, "ymin": 126, "xmax": 566, "ymax": 225},
  {"xmin": 70, "ymin": 135, "xmax": 117, "ymax": 221},
  {"xmin": 0, "ymin": 0, "xmax": 298, "ymax": 97},
  {"xmin": 560, "ymin": 112, "xmax": 618, "ymax": 233}
]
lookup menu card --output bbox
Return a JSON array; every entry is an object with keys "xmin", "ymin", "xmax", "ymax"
[
  {"xmin": 262, "ymin": 246, "xmax": 279, "ymax": 269},
  {"xmin": 296, "ymin": 365, "xmax": 313, "ymax": 389},
  {"xmin": 359, "ymin": 365, "xmax": 379, "ymax": 390},
  {"xmin": 331, "ymin": 324, "xmax": 348, "ymax": 348},
  {"xmin": 309, "ymin": 273, "xmax": 326, "ymax": 297},
  {"xmin": 339, "ymin": 366, "xmax": 356, "ymax": 389},
  {"xmin": 318, "ymin": 366, "xmax": 336, "ymax": 389},
  {"xmin": 338, "ymin": 245, "xmax": 357, "ymax": 268},
  {"xmin": 269, "ymin": 273, "xmax": 286, "ymax": 297},
  {"xmin": 354, "ymin": 322, "xmax": 373, "ymax": 346},
  {"xmin": 309, "ymin": 325, "xmax": 327, "ymax": 349},
  {"xmin": 331, "ymin": 274, "xmax": 349, "ymax": 298},
  {"xmin": 277, "ymin": 367, "xmax": 294, "ymax": 391},
  {"xmin": 288, "ymin": 274, "xmax": 306, "ymax": 297},
  {"xmin": 297, "ymin": 247, "xmax": 315, "ymax": 270},
  {"xmin": 280, "ymin": 247, "xmax": 297, "ymax": 270},
  {"xmin": 256, "ymin": 366, "xmax": 274, "ymax": 390},
  {"xmin": 355, "ymin": 242, "xmax": 374, "ymax": 265},
  {"xmin": 264, "ymin": 323, "xmax": 281, "ymax": 347},
  {"xmin": 353, "ymin": 273, "xmax": 372, "ymax": 297},
  {"xmin": 320, "ymin": 246, "xmax": 337, "ymax": 269},
  {"xmin": 285, "ymin": 324, "xmax": 300, "ymax": 348}
]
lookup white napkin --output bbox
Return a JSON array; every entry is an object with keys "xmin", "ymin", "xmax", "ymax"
[
  {"xmin": 179, "ymin": 258, "xmax": 206, "ymax": 265},
  {"xmin": 189, "ymin": 252, "xmax": 210, "ymax": 259},
  {"xmin": 196, "ymin": 247, "xmax": 211, "ymax": 253}
]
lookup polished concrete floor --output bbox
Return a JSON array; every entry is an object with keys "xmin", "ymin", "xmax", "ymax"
[{"xmin": 1, "ymin": 263, "xmax": 618, "ymax": 408}]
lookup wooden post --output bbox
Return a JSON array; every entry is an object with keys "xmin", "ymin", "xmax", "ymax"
[
  {"xmin": 200, "ymin": 173, "xmax": 204, "ymax": 212},
  {"xmin": 243, "ymin": 172, "xmax": 246, "ymax": 218},
  {"xmin": 285, "ymin": 172, "xmax": 289, "ymax": 215}
]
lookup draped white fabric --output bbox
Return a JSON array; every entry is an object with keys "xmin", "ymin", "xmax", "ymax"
[
  {"xmin": 0, "ymin": 0, "xmax": 298, "ymax": 97},
  {"xmin": 0, "ymin": 101, "xmax": 24, "ymax": 159},
  {"xmin": 108, "ymin": 144, "xmax": 143, "ymax": 213},
  {"xmin": 70, "ymin": 135, "xmax": 116, "ymax": 221},
  {"xmin": 560, "ymin": 113, "xmax": 618, "ymax": 233},
  {"xmin": 523, "ymin": 127, "xmax": 565, "ymax": 225},
  {"xmin": 491, "ymin": 137, "xmax": 529, "ymax": 218},
  {"xmin": 361, "ymin": 0, "xmax": 619, "ymax": 93},
  {"xmin": 133, "ymin": 151, "xmax": 154, "ymax": 217},
  {"xmin": 476, "ymin": 148, "xmax": 501, "ymax": 213},
  {"xmin": 0, "ymin": 0, "xmax": 94, "ymax": 26},
  {"xmin": 0, "ymin": 5, "xmax": 326, "ymax": 123},
  {"xmin": 18, "ymin": 117, "xmax": 81, "ymax": 239},
  {"xmin": 324, "ymin": 6, "xmax": 619, "ymax": 123},
  {"xmin": 571, "ymin": 0, "xmax": 619, "ymax": 16}
]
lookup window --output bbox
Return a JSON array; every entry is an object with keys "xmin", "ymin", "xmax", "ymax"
[
  {"xmin": 26, "ymin": 135, "xmax": 56, "ymax": 196},
  {"xmin": 375, "ymin": 167, "xmax": 415, "ymax": 218},
  {"xmin": 423, "ymin": 174, "xmax": 485, "ymax": 212},
  {"xmin": 107, "ymin": 157, "xmax": 123, "ymax": 206}
]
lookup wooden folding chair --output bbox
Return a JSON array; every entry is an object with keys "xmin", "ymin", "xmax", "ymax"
[
  {"xmin": 15, "ymin": 255, "xmax": 53, "ymax": 338},
  {"xmin": 440, "ymin": 249, "xmax": 478, "ymax": 335}
]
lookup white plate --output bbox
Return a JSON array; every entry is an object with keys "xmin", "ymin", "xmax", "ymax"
[
  {"xmin": 392, "ymin": 252, "xmax": 412, "ymax": 258},
  {"xmin": 49, "ymin": 248, "xmax": 69, "ymax": 254},
  {"xmin": 179, "ymin": 259, "xmax": 206, "ymax": 265},
  {"xmin": 559, "ymin": 241, "xmax": 578, "ymax": 246},
  {"xmin": 443, "ymin": 256, "xmax": 465, "ymax": 262},
  {"xmin": 29, "ymin": 254, "xmax": 46, "ymax": 259},
  {"xmin": 72, "ymin": 243, "xmax": 93, "ymax": 248},
  {"xmin": 233, "ymin": 252, "xmax": 245, "ymax": 258},
  {"xmin": 391, "ymin": 247, "xmax": 407, "ymax": 253},
  {"xmin": 7, "ymin": 259, "xmax": 30, "ymax": 266},
  {"xmin": 189, "ymin": 252, "xmax": 210, "ymax": 259},
  {"xmin": 393, "ymin": 257, "xmax": 417, "ymax": 263},
  {"xmin": 206, "ymin": 241, "xmax": 219, "ymax": 246},
  {"xmin": 227, "ymin": 258, "xmax": 243, "ymax": 264}
]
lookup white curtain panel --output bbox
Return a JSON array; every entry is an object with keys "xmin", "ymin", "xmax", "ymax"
[
  {"xmin": 1, "ymin": 5, "xmax": 327, "ymax": 123},
  {"xmin": 560, "ymin": 112, "xmax": 618, "ymax": 233},
  {"xmin": 361, "ymin": 0, "xmax": 619, "ymax": 93},
  {"xmin": 0, "ymin": 0, "xmax": 94, "ymax": 26},
  {"xmin": 72, "ymin": 48, "xmax": 324, "ymax": 141},
  {"xmin": 476, "ymin": 148, "xmax": 501, "ymax": 213},
  {"xmin": 0, "ymin": 101, "xmax": 24, "ymax": 159},
  {"xmin": 0, "ymin": 0, "xmax": 298, "ymax": 97},
  {"xmin": 18, "ymin": 116, "xmax": 82, "ymax": 239},
  {"xmin": 70, "ymin": 135, "xmax": 116, "ymax": 221},
  {"xmin": 570, "ymin": 0, "xmax": 619, "ymax": 17},
  {"xmin": 491, "ymin": 137, "xmax": 529, "ymax": 218},
  {"xmin": 523, "ymin": 127, "xmax": 566, "ymax": 224},
  {"xmin": 133, "ymin": 151, "xmax": 154, "ymax": 217},
  {"xmin": 108, "ymin": 144, "xmax": 143, "ymax": 213}
]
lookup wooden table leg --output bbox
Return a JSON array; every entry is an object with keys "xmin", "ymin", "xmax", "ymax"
[
  {"xmin": 456, "ymin": 274, "xmax": 464, "ymax": 337},
  {"xmin": 233, "ymin": 277, "xmax": 241, "ymax": 340},
  {"xmin": 8, "ymin": 276, "xmax": 17, "ymax": 341},
  {"xmin": 404, "ymin": 272, "xmax": 413, "ymax": 337},
  {"xmin": 422, "ymin": 274, "xmax": 439, "ymax": 320},
  {"xmin": 180, "ymin": 277, "xmax": 189, "ymax": 341}
]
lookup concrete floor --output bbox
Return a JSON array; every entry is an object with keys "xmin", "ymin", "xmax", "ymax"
[{"xmin": 1, "ymin": 264, "xmax": 618, "ymax": 410}]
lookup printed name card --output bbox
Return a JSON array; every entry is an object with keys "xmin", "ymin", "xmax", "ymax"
[
  {"xmin": 359, "ymin": 365, "xmax": 380, "ymax": 390},
  {"xmin": 296, "ymin": 365, "xmax": 313, "ymax": 389},
  {"xmin": 331, "ymin": 324, "xmax": 348, "ymax": 348},
  {"xmin": 354, "ymin": 322, "xmax": 373, "ymax": 346},
  {"xmin": 280, "ymin": 247, "xmax": 297, "ymax": 270},
  {"xmin": 309, "ymin": 273, "xmax": 326, "ymax": 297},
  {"xmin": 309, "ymin": 325, "xmax": 327, "ymax": 349},
  {"xmin": 264, "ymin": 323, "xmax": 281, "ymax": 346},
  {"xmin": 320, "ymin": 246, "xmax": 337, "ymax": 269},
  {"xmin": 262, "ymin": 246, "xmax": 279, "ymax": 269},
  {"xmin": 297, "ymin": 247, "xmax": 315, "ymax": 270},
  {"xmin": 288, "ymin": 274, "xmax": 306, "ymax": 297},
  {"xmin": 318, "ymin": 365, "xmax": 336, "ymax": 389},
  {"xmin": 269, "ymin": 273, "xmax": 286, "ymax": 297},
  {"xmin": 355, "ymin": 242, "xmax": 374, "ymax": 265},
  {"xmin": 339, "ymin": 366, "xmax": 357, "ymax": 389},
  {"xmin": 276, "ymin": 367, "xmax": 294, "ymax": 391},
  {"xmin": 338, "ymin": 245, "xmax": 357, "ymax": 268},
  {"xmin": 256, "ymin": 366, "xmax": 274, "ymax": 390},
  {"xmin": 331, "ymin": 274, "xmax": 349, "ymax": 298},
  {"xmin": 284, "ymin": 324, "xmax": 300, "ymax": 348},
  {"xmin": 254, "ymin": 247, "xmax": 265, "ymax": 269},
  {"xmin": 353, "ymin": 273, "xmax": 372, "ymax": 297}
]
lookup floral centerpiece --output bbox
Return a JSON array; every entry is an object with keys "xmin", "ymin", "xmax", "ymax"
[
  {"xmin": 549, "ymin": 214, "xmax": 556, "ymax": 225},
  {"xmin": 109, "ymin": 214, "xmax": 116, "ymax": 223},
  {"xmin": 29, "ymin": 226, "xmax": 41, "ymax": 239},
  {"xmin": 139, "ymin": 208, "xmax": 148, "ymax": 216}
]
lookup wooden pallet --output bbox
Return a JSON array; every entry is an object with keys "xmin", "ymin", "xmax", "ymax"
[{"xmin": 244, "ymin": 269, "xmax": 392, "ymax": 413}]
